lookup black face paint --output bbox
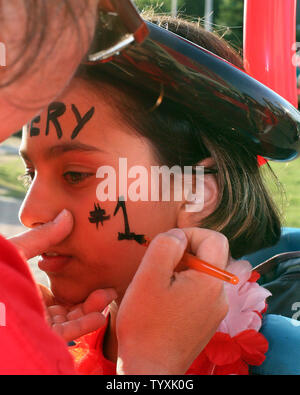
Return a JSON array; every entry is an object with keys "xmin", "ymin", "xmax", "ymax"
[
  {"xmin": 89, "ymin": 203, "xmax": 110, "ymax": 229},
  {"xmin": 45, "ymin": 102, "xmax": 66, "ymax": 139},
  {"xmin": 71, "ymin": 104, "xmax": 95, "ymax": 140},
  {"xmin": 113, "ymin": 197, "xmax": 146, "ymax": 245},
  {"xmin": 28, "ymin": 102, "xmax": 95, "ymax": 140},
  {"xmin": 29, "ymin": 116, "xmax": 41, "ymax": 137}
]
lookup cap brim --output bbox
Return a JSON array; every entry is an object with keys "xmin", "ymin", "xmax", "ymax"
[{"xmin": 93, "ymin": 21, "xmax": 300, "ymax": 161}]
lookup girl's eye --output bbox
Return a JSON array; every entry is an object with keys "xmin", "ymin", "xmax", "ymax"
[
  {"xmin": 19, "ymin": 170, "xmax": 35, "ymax": 189},
  {"xmin": 63, "ymin": 171, "xmax": 94, "ymax": 185}
]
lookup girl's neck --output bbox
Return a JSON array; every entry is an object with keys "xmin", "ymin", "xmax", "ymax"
[{"xmin": 103, "ymin": 301, "xmax": 119, "ymax": 363}]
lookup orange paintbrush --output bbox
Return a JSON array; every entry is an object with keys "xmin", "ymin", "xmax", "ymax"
[{"xmin": 143, "ymin": 237, "xmax": 239, "ymax": 285}]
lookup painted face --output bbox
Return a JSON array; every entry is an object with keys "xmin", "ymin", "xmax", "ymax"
[{"xmin": 19, "ymin": 78, "xmax": 179, "ymax": 305}]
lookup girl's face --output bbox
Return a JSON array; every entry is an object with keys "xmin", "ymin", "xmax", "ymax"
[{"xmin": 19, "ymin": 79, "xmax": 179, "ymax": 304}]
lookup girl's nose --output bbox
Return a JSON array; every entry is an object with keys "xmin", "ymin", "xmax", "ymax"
[{"xmin": 19, "ymin": 178, "xmax": 61, "ymax": 229}]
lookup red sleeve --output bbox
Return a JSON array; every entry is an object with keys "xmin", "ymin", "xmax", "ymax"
[{"xmin": 0, "ymin": 234, "xmax": 76, "ymax": 374}]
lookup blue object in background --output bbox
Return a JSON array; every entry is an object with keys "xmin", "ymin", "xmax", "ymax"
[
  {"xmin": 252, "ymin": 315, "xmax": 300, "ymax": 375},
  {"xmin": 243, "ymin": 227, "xmax": 300, "ymax": 374},
  {"xmin": 244, "ymin": 227, "xmax": 300, "ymax": 267}
]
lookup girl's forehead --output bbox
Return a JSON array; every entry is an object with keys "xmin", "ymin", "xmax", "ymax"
[
  {"xmin": 58, "ymin": 78, "xmax": 105, "ymax": 107},
  {"xmin": 37, "ymin": 79, "xmax": 121, "ymax": 130},
  {"xmin": 21, "ymin": 99, "xmax": 152, "ymax": 161},
  {"xmin": 21, "ymin": 78, "xmax": 155, "ymax": 161},
  {"xmin": 23, "ymin": 81, "xmax": 112, "ymax": 144}
]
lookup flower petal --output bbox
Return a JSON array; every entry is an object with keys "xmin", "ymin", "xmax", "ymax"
[
  {"xmin": 224, "ymin": 311, "xmax": 261, "ymax": 337},
  {"xmin": 186, "ymin": 352, "xmax": 215, "ymax": 375},
  {"xmin": 218, "ymin": 260, "xmax": 270, "ymax": 337},
  {"xmin": 249, "ymin": 271, "xmax": 260, "ymax": 283},
  {"xmin": 240, "ymin": 284, "xmax": 271, "ymax": 312},
  {"xmin": 226, "ymin": 259, "xmax": 252, "ymax": 285},
  {"xmin": 205, "ymin": 332, "xmax": 241, "ymax": 365},
  {"xmin": 235, "ymin": 330, "xmax": 269, "ymax": 366},
  {"xmin": 214, "ymin": 359, "xmax": 249, "ymax": 375}
]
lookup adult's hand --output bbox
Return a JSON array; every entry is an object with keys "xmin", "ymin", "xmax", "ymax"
[
  {"xmin": 42, "ymin": 286, "xmax": 117, "ymax": 343},
  {"xmin": 9, "ymin": 209, "xmax": 117, "ymax": 342},
  {"xmin": 116, "ymin": 228, "xmax": 229, "ymax": 375},
  {"xmin": 9, "ymin": 209, "xmax": 73, "ymax": 260}
]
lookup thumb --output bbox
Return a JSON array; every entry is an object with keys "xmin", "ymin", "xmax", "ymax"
[
  {"xmin": 9, "ymin": 209, "xmax": 73, "ymax": 260},
  {"xmin": 135, "ymin": 229, "xmax": 188, "ymax": 287}
]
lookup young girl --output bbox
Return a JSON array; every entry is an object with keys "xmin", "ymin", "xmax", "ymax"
[{"xmin": 19, "ymin": 16, "xmax": 281, "ymax": 374}]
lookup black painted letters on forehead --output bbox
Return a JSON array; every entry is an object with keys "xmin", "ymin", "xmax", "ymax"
[
  {"xmin": 29, "ymin": 102, "xmax": 95, "ymax": 139},
  {"xmin": 71, "ymin": 104, "xmax": 95, "ymax": 140},
  {"xmin": 30, "ymin": 116, "xmax": 41, "ymax": 137},
  {"xmin": 45, "ymin": 102, "xmax": 66, "ymax": 139}
]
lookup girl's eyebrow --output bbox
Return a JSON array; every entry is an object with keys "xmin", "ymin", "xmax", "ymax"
[
  {"xmin": 46, "ymin": 142, "xmax": 105, "ymax": 158},
  {"xmin": 20, "ymin": 142, "xmax": 105, "ymax": 161}
]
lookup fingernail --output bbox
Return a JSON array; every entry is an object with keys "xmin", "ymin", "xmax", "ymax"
[
  {"xmin": 166, "ymin": 228, "xmax": 187, "ymax": 246},
  {"xmin": 104, "ymin": 288, "xmax": 118, "ymax": 300},
  {"xmin": 53, "ymin": 209, "xmax": 70, "ymax": 224}
]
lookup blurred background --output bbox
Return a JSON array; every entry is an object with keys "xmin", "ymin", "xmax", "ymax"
[
  {"xmin": 136, "ymin": 0, "xmax": 300, "ymax": 51},
  {"xmin": 0, "ymin": 0, "xmax": 300, "ymax": 281}
]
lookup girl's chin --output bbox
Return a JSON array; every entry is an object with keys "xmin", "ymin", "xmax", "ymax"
[{"xmin": 49, "ymin": 281, "xmax": 91, "ymax": 306}]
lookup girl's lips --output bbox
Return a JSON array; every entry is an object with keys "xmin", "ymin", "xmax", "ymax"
[{"xmin": 38, "ymin": 254, "xmax": 72, "ymax": 273}]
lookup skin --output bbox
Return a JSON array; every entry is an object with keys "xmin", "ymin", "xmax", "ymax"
[
  {"xmin": 19, "ymin": 77, "xmax": 227, "ymax": 364},
  {"xmin": 117, "ymin": 228, "xmax": 229, "ymax": 374}
]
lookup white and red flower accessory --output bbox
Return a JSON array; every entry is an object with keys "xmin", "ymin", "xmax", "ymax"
[{"xmin": 187, "ymin": 259, "xmax": 271, "ymax": 375}]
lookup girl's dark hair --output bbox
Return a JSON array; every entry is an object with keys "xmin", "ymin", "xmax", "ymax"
[{"xmin": 78, "ymin": 15, "xmax": 282, "ymax": 259}]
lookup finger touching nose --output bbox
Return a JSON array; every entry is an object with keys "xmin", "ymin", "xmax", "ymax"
[
  {"xmin": 19, "ymin": 180, "xmax": 61, "ymax": 229},
  {"xmin": 10, "ymin": 209, "xmax": 74, "ymax": 260}
]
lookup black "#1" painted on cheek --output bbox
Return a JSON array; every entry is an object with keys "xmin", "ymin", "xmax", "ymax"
[
  {"xmin": 89, "ymin": 203, "xmax": 110, "ymax": 229},
  {"xmin": 113, "ymin": 197, "xmax": 146, "ymax": 245},
  {"xmin": 88, "ymin": 198, "xmax": 146, "ymax": 245}
]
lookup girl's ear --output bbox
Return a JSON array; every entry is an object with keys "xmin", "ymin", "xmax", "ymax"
[{"xmin": 176, "ymin": 158, "xmax": 219, "ymax": 228}]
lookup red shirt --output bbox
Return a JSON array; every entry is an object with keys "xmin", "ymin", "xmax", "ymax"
[
  {"xmin": 70, "ymin": 315, "xmax": 115, "ymax": 375},
  {"xmin": 0, "ymin": 234, "xmax": 76, "ymax": 374},
  {"xmin": 69, "ymin": 314, "xmax": 233, "ymax": 375},
  {"xmin": 69, "ymin": 316, "xmax": 229, "ymax": 375}
]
